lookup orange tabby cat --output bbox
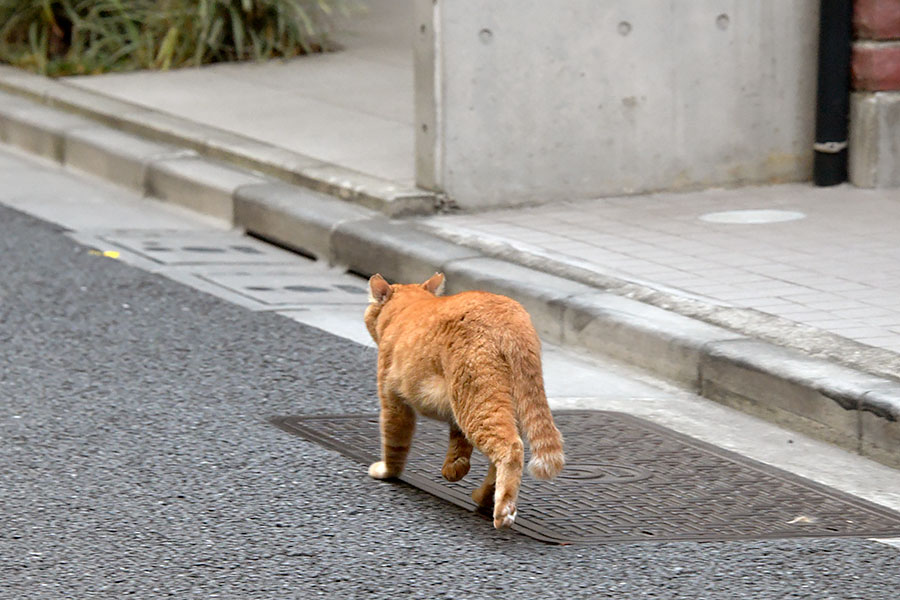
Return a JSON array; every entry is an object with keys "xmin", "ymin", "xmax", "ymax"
[{"xmin": 364, "ymin": 272, "xmax": 564, "ymax": 529}]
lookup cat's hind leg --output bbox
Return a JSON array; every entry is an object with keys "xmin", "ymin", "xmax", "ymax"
[
  {"xmin": 442, "ymin": 423, "xmax": 473, "ymax": 482},
  {"xmin": 369, "ymin": 392, "xmax": 416, "ymax": 480},
  {"xmin": 465, "ymin": 409, "xmax": 524, "ymax": 529},
  {"xmin": 488, "ymin": 441, "xmax": 523, "ymax": 529}
]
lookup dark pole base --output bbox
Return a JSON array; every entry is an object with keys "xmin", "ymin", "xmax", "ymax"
[{"xmin": 813, "ymin": 150, "xmax": 848, "ymax": 187}]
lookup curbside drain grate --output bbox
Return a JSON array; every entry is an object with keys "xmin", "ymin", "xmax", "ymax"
[
  {"xmin": 98, "ymin": 231, "xmax": 296, "ymax": 265},
  {"xmin": 271, "ymin": 411, "xmax": 900, "ymax": 544}
]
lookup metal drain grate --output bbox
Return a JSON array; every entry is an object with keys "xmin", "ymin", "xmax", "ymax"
[
  {"xmin": 198, "ymin": 271, "xmax": 369, "ymax": 306},
  {"xmin": 98, "ymin": 231, "xmax": 295, "ymax": 265},
  {"xmin": 271, "ymin": 411, "xmax": 900, "ymax": 544}
]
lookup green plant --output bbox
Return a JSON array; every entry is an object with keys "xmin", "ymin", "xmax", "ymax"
[{"xmin": 0, "ymin": 0, "xmax": 358, "ymax": 76}]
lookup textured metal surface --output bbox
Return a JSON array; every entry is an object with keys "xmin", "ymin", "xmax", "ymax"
[
  {"xmin": 272, "ymin": 411, "xmax": 900, "ymax": 544},
  {"xmin": 99, "ymin": 230, "xmax": 296, "ymax": 264},
  {"xmin": 196, "ymin": 267, "xmax": 369, "ymax": 306}
]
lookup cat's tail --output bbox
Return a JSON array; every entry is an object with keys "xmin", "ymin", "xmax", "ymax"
[{"xmin": 511, "ymin": 349, "xmax": 565, "ymax": 480}]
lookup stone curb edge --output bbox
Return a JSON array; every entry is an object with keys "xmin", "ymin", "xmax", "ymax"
[
  {"xmin": 0, "ymin": 80, "xmax": 897, "ymax": 468},
  {"xmin": 0, "ymin": 66, "xmax": 437, "ymax": 217}
]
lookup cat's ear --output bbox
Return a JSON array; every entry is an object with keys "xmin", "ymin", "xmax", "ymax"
[
  {"xmin": 368, "ymin": 274, "xmax": 393, "ymax": 304},
  {"xmin": 422, "ymin": 272, "xmax": 445, "ymax": 296}
]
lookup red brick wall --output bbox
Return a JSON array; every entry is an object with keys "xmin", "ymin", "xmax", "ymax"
[
  {"xmin": 855, "ymin": 0, "xmax": 900, "ymax": 39},
  {"xmin": 853, "ymin": 0, "xmax": 900, "ymax": 90}
]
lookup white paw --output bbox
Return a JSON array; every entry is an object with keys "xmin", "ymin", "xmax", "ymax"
[
  {"xmin": 368, "ymin": 461, "xmax": 391, "ymax": 479},
  {"xmin": 494, "ymin": 505, "xmax": 517, "ymax": 529},
  {"xmin": 501, "ymin": 509, "xmax": 517, "ymax": 528}
]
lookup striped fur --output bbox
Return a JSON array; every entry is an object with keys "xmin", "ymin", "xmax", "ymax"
[{"xmin": 364, "ymin": 273, "xmax": 564, "ymax": 529}]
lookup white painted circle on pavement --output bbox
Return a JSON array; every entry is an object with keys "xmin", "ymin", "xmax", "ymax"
[{"xmin": 698, "ymin": 209, "xmax": 806, "ymax": 224}]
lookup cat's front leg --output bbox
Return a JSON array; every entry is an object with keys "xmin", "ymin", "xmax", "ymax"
[
  {"xmin": 369, "ymin": 391, "xmax": 416, "ymax": 480},
  {"xmin": 441, "ymin": 423, "xmax": 473, "ymax": 482}
]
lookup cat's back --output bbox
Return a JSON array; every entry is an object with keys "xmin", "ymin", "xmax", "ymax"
[
  {"xmin": 436, "ymin": 290, "xmax": 538, "ymax": 342},
  {"xmin": 379, "ymin": 287, "xmax": 541, "ymax": 386},
  {"xmin": 383, "ymin": 289, "xmax": 537, "ymax": 348},
  {"xmin": 442, "ymin": 290, "xmax": 529, "ymax": 319}
]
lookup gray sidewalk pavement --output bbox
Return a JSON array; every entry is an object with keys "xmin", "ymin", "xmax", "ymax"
[
  {"xmin": 0, "ymin": 0, "xmax": 898, "ymax": 467},
  {"xmin": 422, "ymin": 184, "xmax": 900, "ymax": 360}
]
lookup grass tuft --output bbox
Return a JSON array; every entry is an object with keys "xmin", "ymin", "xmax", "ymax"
[{"xmin": 0, "ymin": 0, "xmax": 360, "ymax": 76}]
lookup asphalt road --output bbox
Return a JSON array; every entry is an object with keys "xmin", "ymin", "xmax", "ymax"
[{"xmin": 1, "ymin": 166, "xmax": 899, "ymax": 598}]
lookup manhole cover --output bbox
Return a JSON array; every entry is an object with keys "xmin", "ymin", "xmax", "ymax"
[
  {"xmin": 698, "ymin": 209, "xmax": 806, "ymax": 224},
  {"xmin": 271, "ymin": 411, "xmax": 900, "ymax": 544}
]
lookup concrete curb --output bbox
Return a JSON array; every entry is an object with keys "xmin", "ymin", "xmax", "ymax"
[
  {"xmin": 0, "ymin": 77, "xmax": 897, "ymax": 468},
  {"xmin": 0, "ymin": 66, "xmax": 437, "ymax": 217}
]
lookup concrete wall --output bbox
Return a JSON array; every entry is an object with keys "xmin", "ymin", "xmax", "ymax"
[
  {"xmin": 415, "ymin": 0, "xmax": 820, "ymax": 209},
  {"xmin": 850, "ymin": 92, "xmax": 900, "ymax": 187}
]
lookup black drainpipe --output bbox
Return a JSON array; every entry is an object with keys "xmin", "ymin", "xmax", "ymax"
[{"xmin": 813, "ymin": 0, "xmax": 854, "ymax": 186}]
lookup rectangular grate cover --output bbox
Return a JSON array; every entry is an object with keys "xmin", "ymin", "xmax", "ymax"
[
  {"xmin": 196, "ymin": 268, "xmax": 368, "ymax": 306},
  {"xmin": 271, "ymin": 411, "xmax": 900, "ymax": 544},
  {"xmin": 99, "ymin": 231, "xmax": 296, "ymax": 265}
]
